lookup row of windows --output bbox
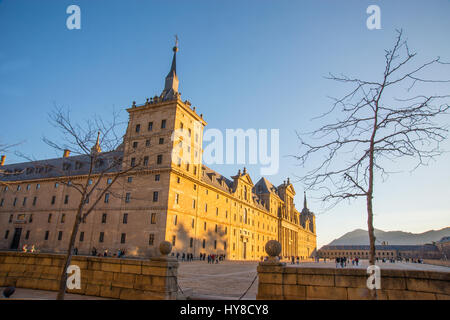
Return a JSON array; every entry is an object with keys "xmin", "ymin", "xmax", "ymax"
[
  {"xmin": 4, "ymin": 229, "xmax": 156, "ymax": 245},
  {"xmin": 2, "ymin": 178, "xmax": 115, "ymax": 195},
  {"xmin": 132, "ymin": 136, "xmax": 166, "ymax": 149},
  {"xmin": 2, "ymin": 184, "xmax": 41, "ymax": 192},
  {"xmin": 135, "ymin": 119, "xmax": 166, "ymax": 133},
  {"xmin": 6, "ymin": 212, "xmax": 159, "ymax": 225},
  {"xmin": 171, "ymin": 235, "xmax": 226, "ymax": 250},
  {"xmin": 2, "ymin": 190, "xmax": 160, "ymax": 207},
  {"xmin": 323, "ymin": 251, "xmax": 395, "ymax": 256},
  {"xmin": 130, "ymin": 155, "xmax": 163, "ymax": 167}
]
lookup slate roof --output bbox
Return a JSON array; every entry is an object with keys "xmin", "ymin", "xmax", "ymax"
[{"xmin": 0, "ymin": 151, "xmax": 124, "ymax": 182}]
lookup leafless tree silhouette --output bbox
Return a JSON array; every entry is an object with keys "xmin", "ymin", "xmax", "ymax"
[
  {"xmin": 35, "ymin": 107, "xmax": 144, "ymax": 300},
  {"xmin": 294, "ymin": 30, "xmax": 450, "ymax": 271}
]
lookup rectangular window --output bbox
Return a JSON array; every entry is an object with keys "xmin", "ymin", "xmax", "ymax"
[
  {"xmin": 193, "ymin": 166, "xmax": 197, "ymax": 175},
  {"xmin": 125, "ymin": 193, "xmax": 131, "ymax": 203},
  {"xmin": 145, "ymin": 139, "xmax": 150, "ymax": 147},
  {"xmin": 64, "ymin": 195, "xmax": 69, "ymax": 204},
  {"xmin": 25, "ymin": 230, "xmax": 30, "ymax": 240},
  {"xmin": 36, "ymin": 184, "xmax": 40, "ymax": 189},
  {"xmin": 175, "ymin": 193, "xmax": 179, "ymax": 204},
  {"xmin": 104, "ymin": 193, "xmax": 109, "ymax": 203},
  {"xmin": 153, "ymin": 191, "xmax": 158, "ymax": 202},
  {"xmin": 151, "ymin": 213, "xmax": 157, "ymax": 224},
  {"xmin": 144, "ymin": 156, "xmax": 149, "ymax": 166},
  {"xmin": 13, "ymin": 197, "xmax": 17, "ymax": 206},
  {"xmin": 224, "ymin": 242, "xmax": 227, "ymax": 250},
  {"xmin": 215, "ymin": 224, "xmax": 218, "ymax": 233},
  {"xmin": 29, "ymin": 214, "xmax": 33, "ymax": 223},
  {"xmin": 127, "ymin": 176, "xmax": 133, "ymax": 183},
  {"xmin": 205, "ymin": 203, "xmax": 207, "ymax": 212},
  {"xmin": 173, "ymin": 215, "xmax": 177, "ymax": 225},
  {"xmin": 159, "ymin": 137, "xmax": 164, "ymax": 144},
  {"xmin": 61, "ymin": 214, "xmax": 65, "ymax": 223},
  {"xmin": 135, "ymin": 124, "xmax": 141, "ymax": 133},
  {"xmin": 157, "ymin": 155, "xmax": 162, "ymax": 164},
  {"xmin": 148, "ymin": 122, "xmax": 153, "ymax": 131},
  {"xmin": 99, "ymin": 232, "xmax": 104, "ymax": 243},
  {"xmin": 48, "ymin": 214, "xmax": 52, "ymax": 223},
  {"xmin": 58, "ymin": 231, "xmax": 63, "ymax": 241},
  {"xmin": 155, "ymin": 174, "xmax": 160, "ymax": 181},
  {"xmin": 214, "ymin": 240, "xmax": 217, "ymax": 249},
  {"xmin": 9, "ymin": 214, "xmax": 13, "ymax": 223},
  {"xmin": 202, "ymin": 239, "xmax": 206, "ymax": 249},
  {"xmin": 4, "ymin": 230, "xmax": 9, "ymax": 239},
  {"xmin": 102, "ymin": 213, "xmax": 107, "ymax": 224},
  {"xmin": 107, "ymin": 178, "xmax": 112, "ymax": 184},
  {"xmin": 0, "ymin": 198, "xmax": 3, "ymax": 207},
  {"xmin": 45, "ymin": 231, "xmax": 49, "ymax": 240},
  {"xmin": 22, "ymin": 197, "xmax": 27, "ymax": 206},
  {"xmin": 191, "ymin": 219, "xmax": 194, "ymax": 228},
  {"xmin": 32, "ymin": 197, "xmax": 37, "ymax": 206},
  {"xmin": 132, "ymin": 141, "xmax": 138, "ymax": 148},
  {"xmin": 121, "ymin": 233, "xmax": 126, "ymax": 244},
  {"xmin": 192, "ymin": 199, "xmax": 196, "ymax": 209},
  {"xmin": 131, "ymin": 158, "xmax": 136, "ymax": 167},
  {"xmin": 123, "ymin": 213, "xmax": 128, "ymax": 224},
  {"xmin": 204, "ymin": 222, "xmax": 206, "ymax": 230},
  {"xmin": 161, "ymin": 119, "xmax": 166, "ymax": 129},
  {"xmin": 79, "ymin": 231, "xmax": 84, "ymax": 242},
  {"xmin": 149, "ymin": 234, "xmax": 155, "ymax": 245},
  {"xmin": 172, "ymin": 235, "xmax": 176, "ymax": 246},
  {"xmin": 190, "ymin": 238, "xmax": 193, "ymax": 248}
]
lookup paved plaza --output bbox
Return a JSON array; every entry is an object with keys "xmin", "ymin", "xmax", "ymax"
[{"xmin": 1, "ymin": 259, "xmax": 448, "ymax": 300}]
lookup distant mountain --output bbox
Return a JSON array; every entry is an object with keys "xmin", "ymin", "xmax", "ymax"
[{"xmin": 327, "ymin": 227, "xmax": 450, "ymax": 246}]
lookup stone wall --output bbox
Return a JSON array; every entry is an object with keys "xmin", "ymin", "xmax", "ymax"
[
  {"xmin": 257, "ymin": 264, "xmax": 450, "ymax": 300},
  {"xmin": 0, "ymin": 251, "xmax": 179, "ymax": 299}
]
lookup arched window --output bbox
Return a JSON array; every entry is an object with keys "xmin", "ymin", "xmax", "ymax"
[
  {"xmin": 244, "ymin": 208, "xmax": 248, "ymax": 224},
  {"xmin": 244, "ymin": 187, "xmax": 247, "ymax": 200}
]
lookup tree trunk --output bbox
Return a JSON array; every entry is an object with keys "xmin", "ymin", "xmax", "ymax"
[
  {"xmin": 366, "ymin": 194, "xmax": 376, "ymax": 266},
  {"xmin": 56, "ymin": 204, "xmax": 83, "ymax": 300}
]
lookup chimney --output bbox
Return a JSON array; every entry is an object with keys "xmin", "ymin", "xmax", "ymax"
[
  {"xmin": 0, "ymin": 155, "xmax": 5, "ymax": 166},
  {"xmin": 63, "ymin": 149, "xmax": 70, "ymax": 158}
]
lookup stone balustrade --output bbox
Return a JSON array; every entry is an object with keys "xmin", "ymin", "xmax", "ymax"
[{"xmin": 257, "ymin": 240, "xmax": 450, "ymax": 300}]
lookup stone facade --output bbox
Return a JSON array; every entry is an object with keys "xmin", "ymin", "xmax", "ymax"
[{"xmin": 0, "ymin": 45, "xmax": 316, "ymax": 261}]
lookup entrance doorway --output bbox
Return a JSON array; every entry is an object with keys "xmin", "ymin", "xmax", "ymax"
[{"xmin": 10, "ymin": 228, "xmax": 22, "ymax": 250}]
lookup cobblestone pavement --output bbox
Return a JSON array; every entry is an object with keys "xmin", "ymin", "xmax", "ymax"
[
  {"xmin": 1, "ymin": 259, "xmax": 447, "ymax": 300},
  {"xmin": 178, "ymin": 261, "xmax": 259, "ymax": 299},
  {"xmin": 177, "ymin": 259, "xmax": 449, "ymax": 299}
]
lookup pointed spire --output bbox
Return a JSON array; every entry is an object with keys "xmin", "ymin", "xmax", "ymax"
[
  {"xmin": 303, "ymin": 191, "xmax": 308, "ymax": 209},
  {"xmin": 161, "ymin": 35, "xmax": 179, "ymax": 100},
  {"xmin": 91, "ymin": 131, "xmax": 102, "ymax": 154}
]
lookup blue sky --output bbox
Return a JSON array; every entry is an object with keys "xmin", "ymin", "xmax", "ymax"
[{"xmin": 1, "ymin": 0, "xmax": 449, "ymax": 247}]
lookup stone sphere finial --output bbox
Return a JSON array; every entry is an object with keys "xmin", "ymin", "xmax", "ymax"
[
  {"xmin": 265, "ymin": 240, "xmax": 281, "ymax": 257},
  {"xmin": 159, "ymin": 241, "xmax": 172, "ymax": 256}
]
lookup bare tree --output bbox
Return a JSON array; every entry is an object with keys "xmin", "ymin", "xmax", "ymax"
[
  {"xmin": 294, "ymin": 30, "xmax": 450, "ymax": 271},
  {"xmin": 38, "ymin": 107, "xmax": 144, "ymax": 300}
]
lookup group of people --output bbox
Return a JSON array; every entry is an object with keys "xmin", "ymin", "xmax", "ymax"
[
  {"xmin": 90, "ymin": 247, "xmax": 126, "ymax": 258},
  {"xmin": 22, "ymin": 244, "xmax": 37, "ymax": 253},
  {"xmin": 335, "ymin": 256, "xmax": 359, "ymax": 267},
  {"xmin": 174, "ymin": 252, "xmax": 194, "ymax": 261}
]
